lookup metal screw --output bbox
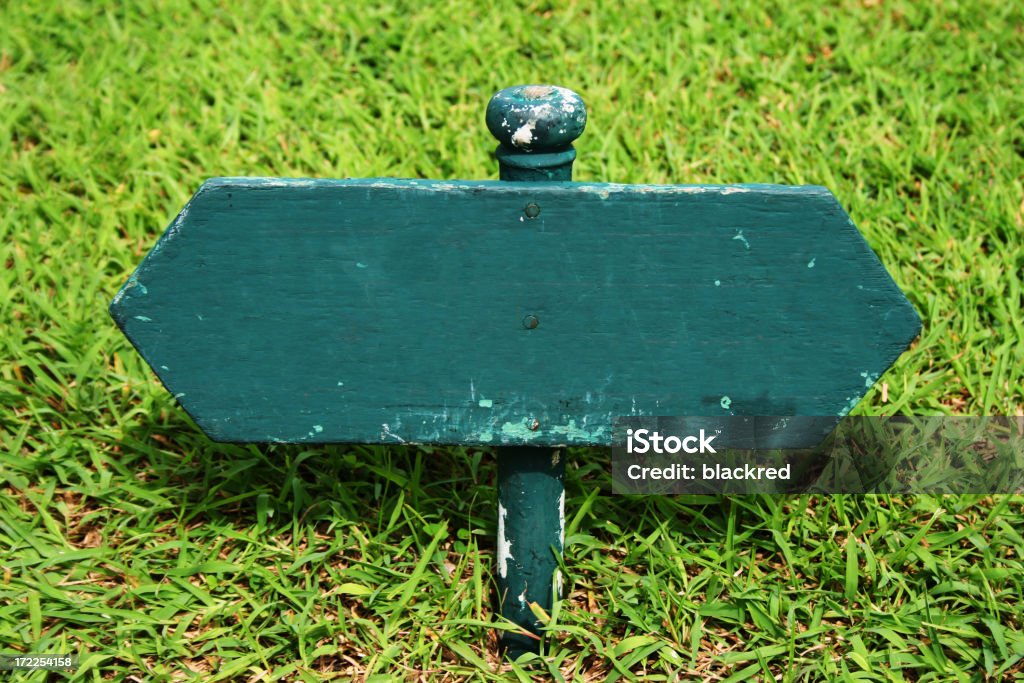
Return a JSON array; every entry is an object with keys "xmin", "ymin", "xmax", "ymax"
[
  {"xmin": 522, "ymin": 315, "xmax": 539, "ymax": 329},
  {"xmin": 524, "ymin": 203, "xmax": 541, "ymax": 219}
]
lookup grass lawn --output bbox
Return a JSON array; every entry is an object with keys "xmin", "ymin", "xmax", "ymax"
[{"xmin": 2, "ymin": 0, "xmax": 1023, "ymax": 680}]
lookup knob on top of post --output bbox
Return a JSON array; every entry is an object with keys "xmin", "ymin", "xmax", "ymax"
[{"xmin": 486, "ymin": 85, "xmax": 587, "ymax": 153}]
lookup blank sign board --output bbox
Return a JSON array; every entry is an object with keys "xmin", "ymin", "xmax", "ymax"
[{"xmin": 109, "ymin": 178, "xmax": 921, "ymax": 446}]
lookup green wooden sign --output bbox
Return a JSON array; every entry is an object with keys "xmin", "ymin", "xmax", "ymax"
[
  {"xmin": 109, "ymin": 83, "xmax": 922, "ymax": 659},
  {"xmin": 110, "ymin": 178, "xmax": 920, "ymax": 446}
]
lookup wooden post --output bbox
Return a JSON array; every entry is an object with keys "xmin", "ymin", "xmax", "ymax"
[
  {"xmin": 496, "ymin": 446, "xmax": 565, "ymax": 658},
  {"xmin": 486, "ymin": 85, "xmax": 586, "ymax": 658}
]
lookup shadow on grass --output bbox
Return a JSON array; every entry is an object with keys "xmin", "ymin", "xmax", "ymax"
[
  {"xmin": 113, "ymin": 406, "xmax": 499, "ymax": 542},
  {"xmin": 111, "ymin": 405, "xmax": 752, "ymax": 564}
]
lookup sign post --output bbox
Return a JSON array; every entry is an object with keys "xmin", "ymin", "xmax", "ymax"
[
  {"xmin": 109, "ymin": 84, "xmax": 921, "ymax": 659},
  {"xmin": 486, "ymin": 85, "xmax": 586, "ymax": 657}
]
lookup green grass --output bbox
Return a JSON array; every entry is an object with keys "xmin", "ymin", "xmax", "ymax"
[{"xmin": 2, "ymin": 0, "xmax": 1023, "ymax": 680}]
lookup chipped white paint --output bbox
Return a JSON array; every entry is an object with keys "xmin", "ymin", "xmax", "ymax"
[
  {"xmin": 479, "ymin": 398, "xmax": 493, "ymax": 408},
  {"xmin": 217, "ymin": 178, "xmax": 829, "ymax": 200},
  {"xmin": 733, "ymin": 230, "xmax": 751, "ymax": 249},
  {"xmin": 551, "ymin": 450, "xmax": 560, "ymax": 467},
  {"xmin": 714, "ymin": 279, "xmax": 721, "ymax": 286},
  {"xmin": 497, "ymin": 503, "xmax": 513, "ymax": 578},
  {"xmin": 556, "ymin": 488, "xmax": 566, "ymax": 596},
  {"xmin": 112, "ymin": 274, "xmax": 148, "ymax": 305},
  {"xmin": 501, "ymin": 419, "xmax": 539, "ymax": 441},
  {"xmin": 380, "ymin": 423, "xmax": 405, "ymax": 443},
  {"xmin": 511, "ymin": 121, "xmax": 535, "ymax": 148},
  {"xmin": 807, "ymin": 257, "xmax": 816, "ymax": 268},
  {"xmin": 163, "ymin": 200, "xmax": 190, "ymax": 241},
  {"xmin": 550, "ymin": 419, "xmax": 608, "ymax": 441},
  {"xmin": 522, "ymin": 85, "xmax": 554, "ymax": 98},
  {"xmin": 518, "ymin": 587, "xmax": 528, "ymax": 606},
  {"xmin": 215, "ymin": 177, "xmax": 323, "ymax": 189},
  {"xmin": 837, "ymin": 394, "xmax": 861, "ymax": 417},
  {"xmin": 558, "ymin": 490, "xmax": 565, "ymax": 546},
  {"xmin": 203, "ymin": 178, "xmax": 826, "ymax": 200}
]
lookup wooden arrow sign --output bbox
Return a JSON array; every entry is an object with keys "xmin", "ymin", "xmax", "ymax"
[
  {"xmin": 110, "ymin": 83, "xmax": 923, "ymax": 659},
  {"xmin": 109, "ymin": 176, "xmax": 921, "ymax": 446}
]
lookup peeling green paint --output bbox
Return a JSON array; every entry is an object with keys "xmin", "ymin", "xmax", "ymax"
[
  {"xmin": 837, "ymin": 394, "xmax": 861, "ymax": 417},
  {"xmin": 501, "ymin": 419, "xmax": 539, "ymax": 441},
  {"xmin": 550, "ymin": 419, "xmax": 607, "ymax": 441}
]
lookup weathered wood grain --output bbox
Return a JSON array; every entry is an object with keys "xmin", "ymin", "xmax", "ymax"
[{"xmin": 109, "ymin": 177, "xmax": 921, "ymax": 446}]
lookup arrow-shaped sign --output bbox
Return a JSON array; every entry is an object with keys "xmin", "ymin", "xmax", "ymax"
[{"xmin": 110, "ymin": 177, "xmax": 920, "ymax": 446}]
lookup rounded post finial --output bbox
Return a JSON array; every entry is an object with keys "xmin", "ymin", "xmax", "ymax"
[{"xmin": 486, "ymin": 85, "xmax": 587, "ymax": 181}]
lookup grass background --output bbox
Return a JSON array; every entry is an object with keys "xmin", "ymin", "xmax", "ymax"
[{"xmin": 2, "ymin": 0, "xmax": 1023, "ymax": 680}]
